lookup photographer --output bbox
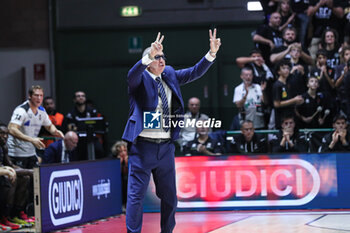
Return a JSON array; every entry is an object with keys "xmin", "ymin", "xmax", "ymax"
[{"xmin": 320, "ymin": 115, "xmax": 350, "ymax": 152}]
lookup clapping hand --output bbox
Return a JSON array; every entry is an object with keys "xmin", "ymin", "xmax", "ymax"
[
  {"xmin": 209, "ymin": 28, "xmax": 221, "ymax": 56},
  {"xmin": 150, "ymin": 32, "xmax": 164, "ymax": 59}
]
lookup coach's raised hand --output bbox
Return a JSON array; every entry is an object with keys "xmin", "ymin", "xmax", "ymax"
[
  {"xmin": 209, "ymin": 28, "xmax": 221, "ymax": 57},
  {"xmin": 149, "ymin": 32, "xmax": 164, "ymax": 59}
]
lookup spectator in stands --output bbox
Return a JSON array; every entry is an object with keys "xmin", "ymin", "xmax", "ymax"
[
  {"xmin": 253, "ymin": 11, "xmax": 283, "ymax": 67},
  {"xmin": 236, "ymin": 49, "xmax": 275, "ymax": 125},
  {"xmin": 110, "ymin": 140, "xmax": 128, "ymax": 208},
  {"xmin": 233, "ymin": 67, "xmax": 267, "ymax": 129},
  {"xmin": 295, "ymin": 76, "xmax": 328, "ymax": 128},
  {"xmin": 229, "ymin": 120, "xmax": 267, "ymax": 154},
  {"xmin": 42, "ymin": 131, "xmax": 78, "ymax": 164},
  {"xmin": 271, "ymin": 115, "xmax": 308, "ymax": 152},
  {"xmin": 62, "ymin": 91, "xmax": 104, "ymax": 160},
  {"xmin": 260, "ymin": 0, "xmax": 279, "ymax": 23},
  {"xmin": 343, "ymin": 1, "xmax": 350, "ymax": 45},
  {"xmin": 183, "ymin": 118, "xmax": 223, "ymax": 156},
  {"xmin": 307, "ymin": 0, "xmax": 344, "ymax": 59},
  {"xmin": 290, "ymin": 0, "xmax": 310, "ymax": 47},
  {"xmin": 309, "ymin": 49, "xmax": 337, "ymax": 120},
  {"xmin": 344, "ymin": 60, "xmax": 350, "ymax": 117},
  {"xmin": 272, "ymin": 60, "xmax": 304, "ymax": 129},
  {"xmin": 320, "ymin": 114, "xmax": 350, "ymax": 152},
  {"xmin": 0, "ymin": 124, "xmax": 33, "ymax": 230},
  {"xmin": 319, "ymin": 28, "xmax": 341, "ymax": 69},
  {"xmin": 270, "ymin": 26, "xmax": 312, "ymax": 65},
  {"xmin": 178, "ymin": 97, "xmax": 209, "ymax": 148},
  {"xmin": 288, "ymin": 43, "xmax": 308, "ymax": 97},
  {"xmin": 310, "ymin": 49, "xmax": 336, "ymax": 94},
  {"xmin": 40, "ymin": 96, "xmax": 64, "ymax": 147},
  {"xmin": 7, "ymin": 85, "xmax": 64, "ymax": 169},
  {"xmin": 277, "ymin": 0, "xmax": 296, "ymax": 32},
  {"xmin": 334, "ymin": 46, "xmax": 350, "ymax": 115},
  {"xmin": 236, "ymin": 49, "xmax": 275, "ymax": 85}
]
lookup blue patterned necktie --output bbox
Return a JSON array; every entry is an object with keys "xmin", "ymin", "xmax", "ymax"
[{"xmin": 155, "ymin": 77, "xmax": 170, "ymax": 132}]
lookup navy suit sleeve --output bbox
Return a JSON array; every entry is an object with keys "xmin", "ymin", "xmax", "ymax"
[
  {"xmin": 175, "ymin": 57, "xmax": 213, "ymax": 86},
  {"xmin": 43, "ymin": 144, "xmax": 59, "ymax": 164},
  {"xmin": 127, "ymin": 60, "xmax": 148, "ymax": 93}
]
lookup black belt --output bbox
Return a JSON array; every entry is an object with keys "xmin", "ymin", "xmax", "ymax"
[{"xmin": 137, "ymin": 136, "xmax": 171, "ymax": 144}]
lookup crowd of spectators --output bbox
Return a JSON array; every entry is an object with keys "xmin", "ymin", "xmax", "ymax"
[{"xmin": 179, "ymin": 0, "xmax": 350, "ymax": 155}]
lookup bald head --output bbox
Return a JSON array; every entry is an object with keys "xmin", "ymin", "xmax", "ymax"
[
  {"xmin": 188, "ymin": 97, "xmax": 201, "ymax": 115},
  {"xmin": 64, "ymin": 131, "xmax": 78, "ymax": 151}
]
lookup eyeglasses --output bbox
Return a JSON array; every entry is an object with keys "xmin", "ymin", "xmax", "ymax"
[{"xmin": 154, "ymin": 55, "xmax": 166, "ymax": 61}]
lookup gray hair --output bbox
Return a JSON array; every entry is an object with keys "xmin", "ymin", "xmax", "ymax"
[{"xmin": 142, "ymin": 47, "xmax": 151, "ymax": 58}]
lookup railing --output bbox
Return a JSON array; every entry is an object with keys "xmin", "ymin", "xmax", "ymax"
[{"xmin": 226, "ymin": 128, "xmax": 333, "ymax": 135}]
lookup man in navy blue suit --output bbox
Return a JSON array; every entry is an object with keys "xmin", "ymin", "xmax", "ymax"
[
  {"xmin": 122, "ymin": 29, "xmax": 221, "ymax": 233},
  {"xmin": 42, "ymin": 131, "xmax": 78, "ymax": 164}
]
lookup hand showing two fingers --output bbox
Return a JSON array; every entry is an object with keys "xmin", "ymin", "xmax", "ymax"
[
  {"xmin": 150, "ymin": 32, "xmax": 164, "ymax": 58},
  {"xmin": 209, "ymin": 28, "xmax": 221, "ymax": 54}
]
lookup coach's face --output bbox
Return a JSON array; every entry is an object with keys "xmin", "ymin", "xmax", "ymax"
[{"xmin": 148, "ymin": 51, "xmax": 166, "ymax": 76}]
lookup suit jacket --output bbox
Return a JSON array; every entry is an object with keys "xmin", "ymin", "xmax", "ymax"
[
  {"xmin": 122, "ymin": 56, "xmax": 214, "ymax": 143},
  {"xmin": 43, "ymin": 140, "xmax": 77, "ymax": 164}
]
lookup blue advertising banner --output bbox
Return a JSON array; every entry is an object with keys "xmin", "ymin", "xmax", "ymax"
[
  {"xmin": 144, "ymin": 153, "xmax": 350, "ymax": 212},
  {"xmin": 35, "ymin": 159, "xmax": 122, "ymax": 233}
]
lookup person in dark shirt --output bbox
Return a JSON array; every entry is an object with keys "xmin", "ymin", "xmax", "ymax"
[
  {"xmin": 295, "ymin": 76, "xmax": 329, "ymax": 128},
  {"xmin": 270, "ymin": 26, "xmax": 313, "ymax": 65},
  {"xmin": 62, "ymin": 91, "xmax": 104, "ymax": 160},
  {"xmin": 272, "ymin": 59, "xmax": 304, "ymax": 128},
  {"xmin": 309, "ymin": 49, "xmax": 337, "ymax": 123},
  {"xmin": 320, "ymin": 28, "xmax": 341, "ymax": 69},
  {"xmin": 253, "ymin": 12, "xmax": 283, "ymax": 67},
  {"xmin": 271, "ymin": 115, "xmax": 308, "ymax": 152},
  {"xmin": 290, "ymin": 0, "xmax": 310, "ymax": 47},
  {"xmin": 183, "ymin": 119, "xmax": 223, "ymax": 156},
  {"xmin": 277, "ymin": 0, "xmax": 296, "ymax": 32},
  {"xmin": 307, "ymin": 0, "xmax": 344, "ymax": 59},
  {"xmin": 287, "ymin": 43, "xmax": 308, "ymax": 98},
  {"xmin": 229, "ymin": 120, "xmax": 267, "ymax": 154},
  {"xmin": 320, "ymin": 114, "xmax": 350, "ymax": 152},
  {"xmin": 342, "ymin": 1, "xmax": 350, "ymax": 44},
  {"xmin": 334, "ymin": 46, "xmax": 350, "ymax": 115}
]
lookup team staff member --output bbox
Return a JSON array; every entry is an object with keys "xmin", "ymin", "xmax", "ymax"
[
  {"xmin": 122, "ymin": 30, "xmax": 221, "ymax": 233},
  {"xmin": 7, "ymin": 85, "xmax": 64, "ymax": 168},
  {"xmin": 230, "ymin": 120, "xmax": 267, "ymax": 154}
]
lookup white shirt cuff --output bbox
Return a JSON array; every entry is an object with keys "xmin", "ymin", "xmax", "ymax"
[
  {"xmin": 142, "ymin": 55, "xmax": 154, "ymax": 65},
  {"xmin": 205, "ymin": 52, "xmax": 216, "ymax": 62}
]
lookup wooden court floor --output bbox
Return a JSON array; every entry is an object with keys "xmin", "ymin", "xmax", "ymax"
[{"xmin": 44, "ymin": 210, "xmax": 350, "ymax": 233}]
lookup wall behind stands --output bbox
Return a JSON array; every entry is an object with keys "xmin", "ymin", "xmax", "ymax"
[
  {"xmin": 53, "ymin": 0, "xmax": 264, "ymax": 145},
  {"xmin": 0, "ymin": 0, "xmax": 51, "ymax": 124}
]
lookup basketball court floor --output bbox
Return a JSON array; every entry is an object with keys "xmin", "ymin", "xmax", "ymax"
[{"xmin": 22, "ymin": 210, "xmax": 348, "ymax": 233}]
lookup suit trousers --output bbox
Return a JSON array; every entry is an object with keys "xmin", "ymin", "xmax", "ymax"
[{"xmin": 126, "ymin": 139, "xmax": 177, "ymax": 233}]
